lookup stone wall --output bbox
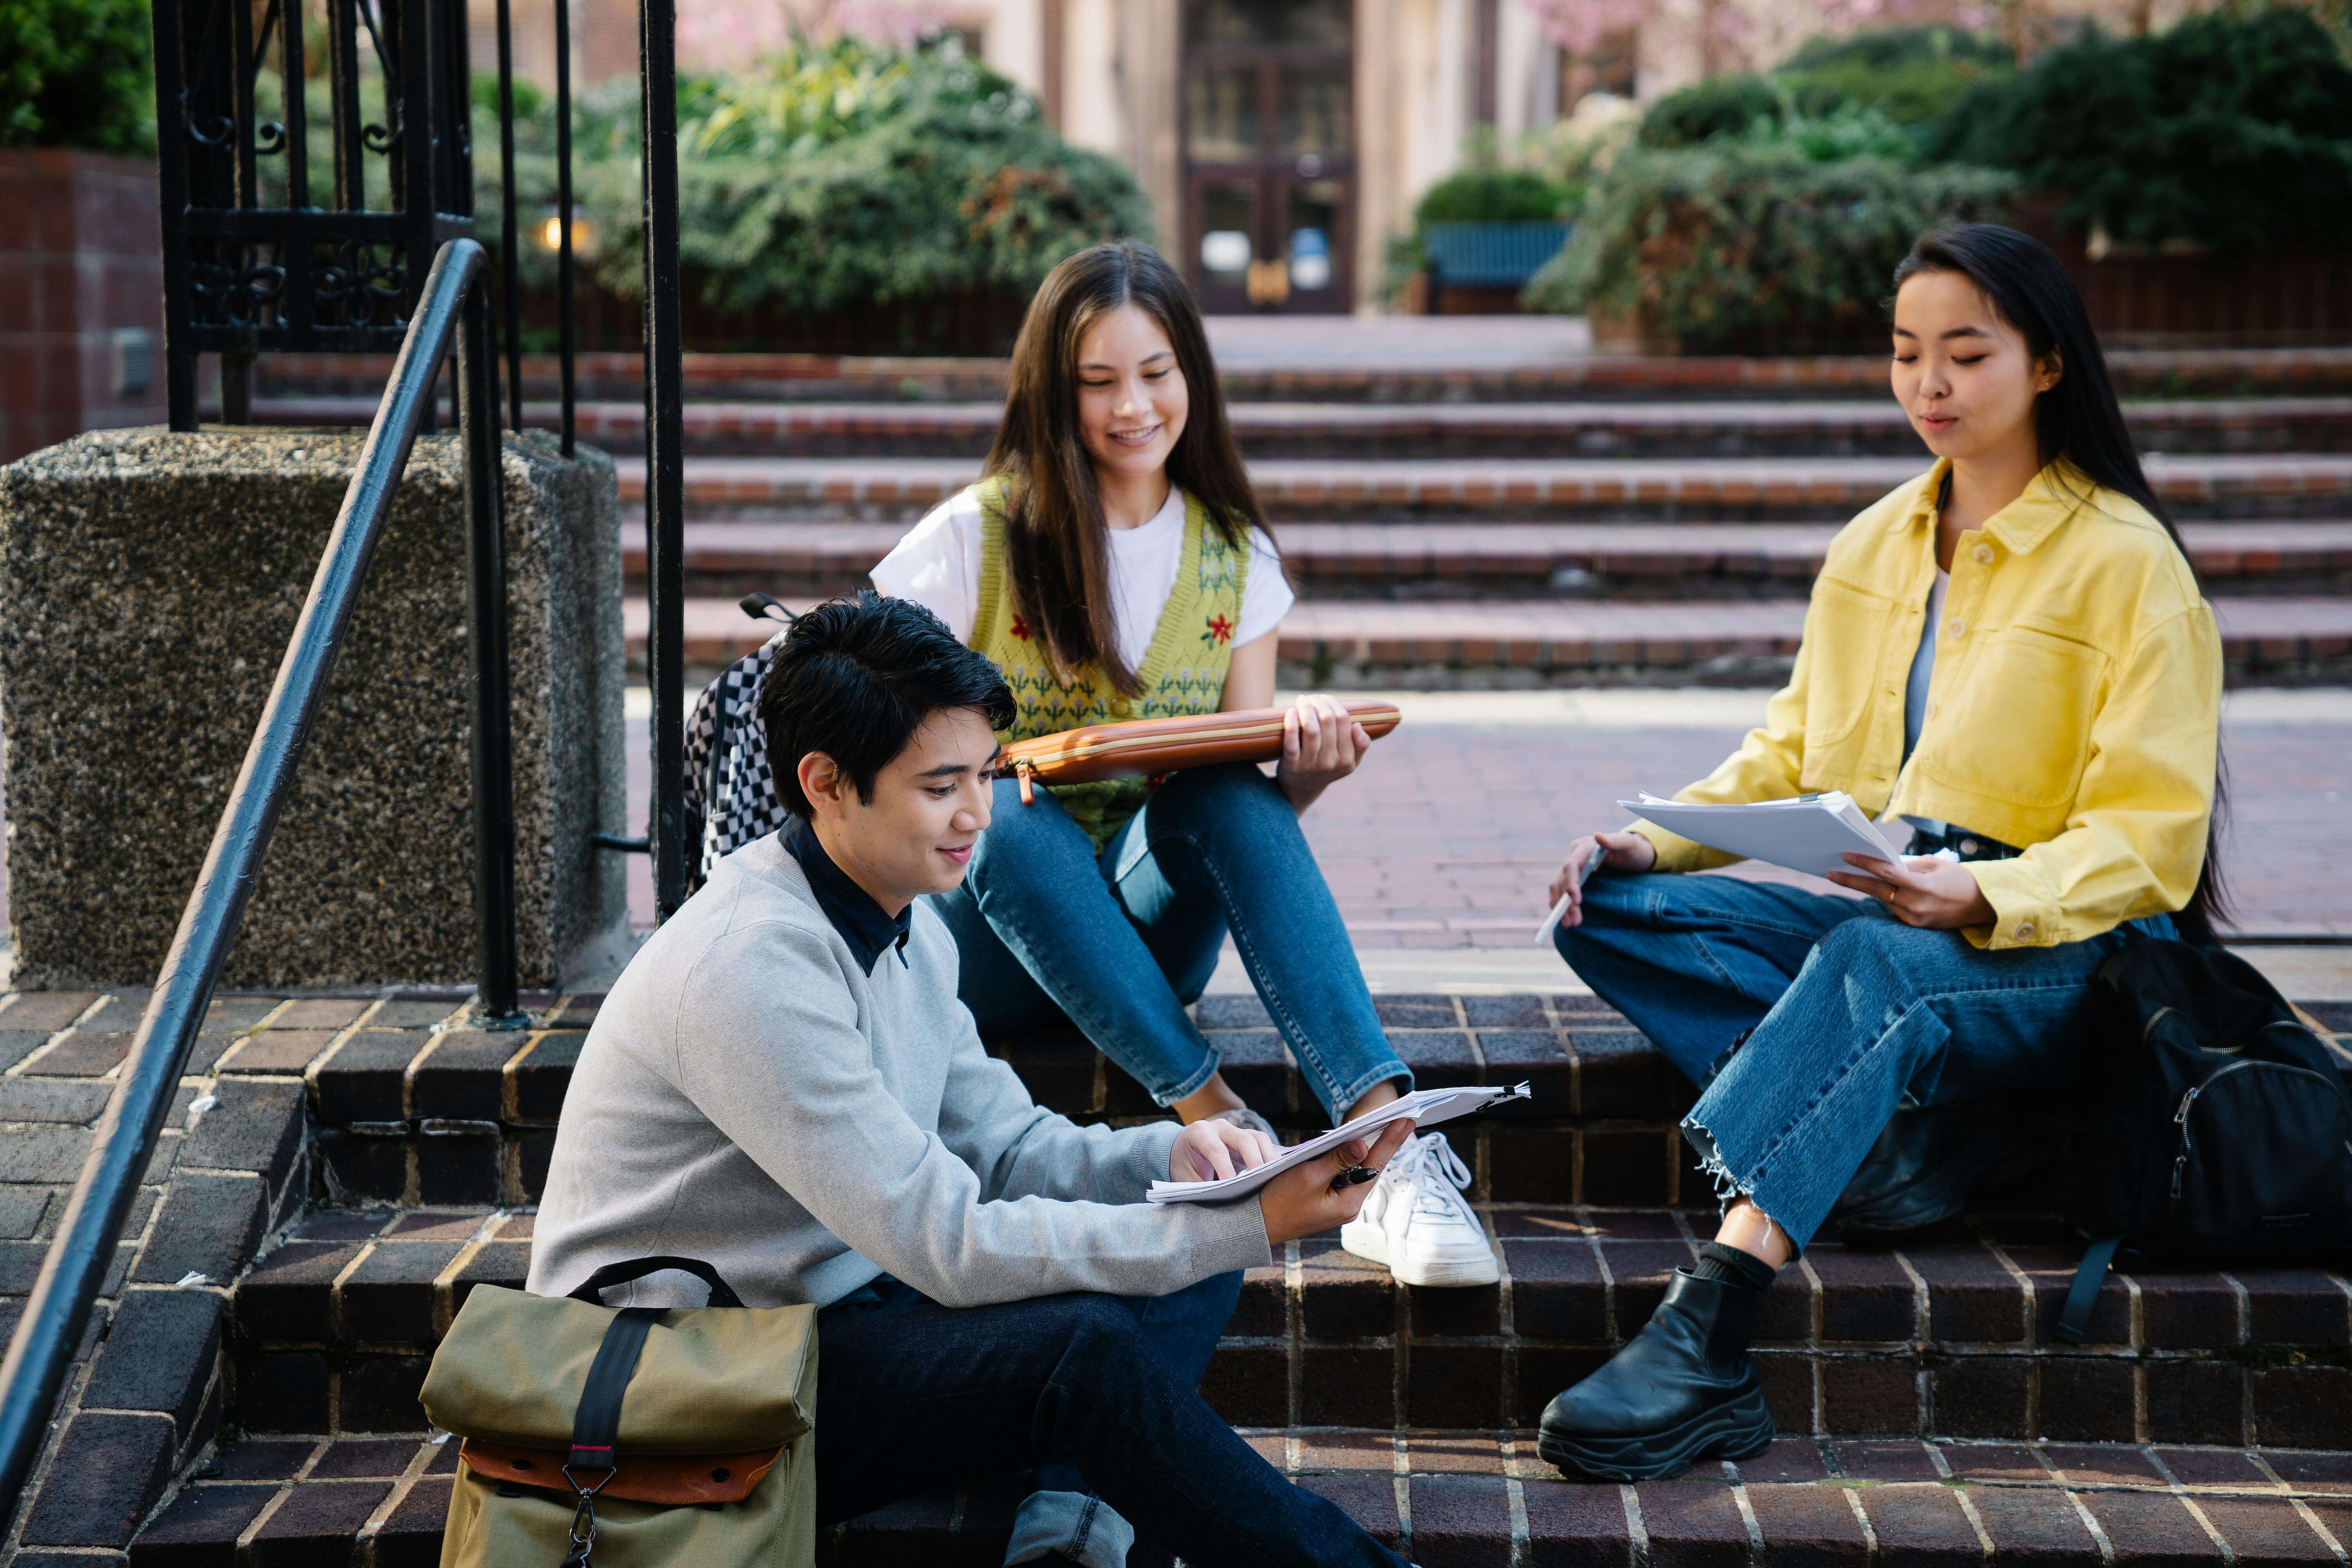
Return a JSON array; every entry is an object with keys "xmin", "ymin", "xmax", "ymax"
[{"xmin": 0, "ymin": 426, "xmax": 626, "ymax": 990}]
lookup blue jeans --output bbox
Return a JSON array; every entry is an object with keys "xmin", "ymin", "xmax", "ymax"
[
  {"xmin": 1555, "ymin": 871, "xmax": 2169, "ymax": 1251},
  {"xmin": 931, "ymin": 762, "xmax": 1411, "ymax": 1122},
  {"xmin": 815, "ymin": 1272, "xmax": 1406, "ymax": 1568}
]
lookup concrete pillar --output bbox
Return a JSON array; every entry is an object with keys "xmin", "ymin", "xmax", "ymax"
[{"xmin": 0, "ymin": 427, "xmax": 628, "ymax": 992}]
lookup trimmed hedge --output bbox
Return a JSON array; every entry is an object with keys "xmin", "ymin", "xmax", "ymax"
[
  {"xmin": 476, "ymin": 38, "xmax": 1150, "ymax": 339},
  {"xmin": 1523, "ymin": 142, "xmax": 2013, "ymax": 350},
  {"xmin": 1918, "ymin": 9, "xmax": 2352, "ymax": 252}
]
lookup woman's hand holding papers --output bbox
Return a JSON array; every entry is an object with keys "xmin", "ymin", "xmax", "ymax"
[
  {"xmin": 1258, "ymin": 1119, "xmax": 1416, "ymax": 1246},
  {"xmin": 1545, "ymin": 831, "xmax": 1657, "ymax": 931},
  {"xmin": 1171, "ymin": 1118, "xmax": 1281, "ymax": 1183},
  {"xmin": 1827, "ymin": 853, "xmax": 1995, "ymax": 929}
]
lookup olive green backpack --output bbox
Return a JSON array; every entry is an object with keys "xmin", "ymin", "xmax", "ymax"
[{"xmin": 419, "ymin": 1256, "xmax": 817, "ymax": 1568}]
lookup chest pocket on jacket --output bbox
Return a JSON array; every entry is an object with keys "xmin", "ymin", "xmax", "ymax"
[
  {"xmin": 1918, "ymin": 624, "xmax": 2106, "ymax": 810},
  {"xmin": 1801, "ymin": 577, "xmax": 1900, "ymax": 752}
]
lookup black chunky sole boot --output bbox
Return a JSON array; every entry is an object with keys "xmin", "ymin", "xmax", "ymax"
[{"xmin": 1537, "ymin": 1267, "xmax": 1774, "ymax": 1481}]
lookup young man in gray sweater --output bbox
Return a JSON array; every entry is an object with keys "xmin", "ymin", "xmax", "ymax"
[{"xmin": 531, "ymin": 593, "xmax": 1418, "ymax": 1568}]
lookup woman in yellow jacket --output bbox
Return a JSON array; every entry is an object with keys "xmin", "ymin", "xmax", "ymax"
[{"xmin": 1535, "ymin": 225, "xmax": 2223, "ymax": 1482}]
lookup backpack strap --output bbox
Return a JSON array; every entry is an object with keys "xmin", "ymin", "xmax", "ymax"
[
  {"xmin": 2053, "ymin": 1234, "xmax": 2122, "ymax": 1345},
  {"xmin": 568, "ymin": 1307, "xmax": 660, "ymax": 1473}
]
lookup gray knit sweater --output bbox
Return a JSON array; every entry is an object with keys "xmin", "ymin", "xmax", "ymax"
[{"xmin": 528, "ymin": 833, "xmax": 1273, "ymax": 1310}]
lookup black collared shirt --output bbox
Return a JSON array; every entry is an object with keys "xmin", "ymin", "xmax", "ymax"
[{"xmin": 784, "ymin": 819, "xmax": 912, "ymax": 975}]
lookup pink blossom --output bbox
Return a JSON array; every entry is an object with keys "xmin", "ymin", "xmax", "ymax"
[{"xmin": 675, "ymin": 0, "xmax": 966, "ymax": 71}]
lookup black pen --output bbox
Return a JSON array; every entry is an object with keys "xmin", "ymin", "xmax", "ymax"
[{"xmin": 1328, "ymin": 1164, "xmax": 1377, "ymax": 1194}]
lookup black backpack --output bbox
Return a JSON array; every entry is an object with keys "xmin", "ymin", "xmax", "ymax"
[{"xmin": 2054, "ymin": 936, "xmax": 2352, "ymax": 1342}]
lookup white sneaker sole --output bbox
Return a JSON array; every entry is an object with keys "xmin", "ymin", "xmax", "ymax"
[{"xmin": 1341, "ymin": 1219, "xmax": 1501, "ymax": 1287}]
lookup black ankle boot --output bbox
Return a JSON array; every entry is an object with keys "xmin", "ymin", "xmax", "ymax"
[{"xmin": 1537, "ymin": 1267, "xmax": 1774, "ymax": 1481}]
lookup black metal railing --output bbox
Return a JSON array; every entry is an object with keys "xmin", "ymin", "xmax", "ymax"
[
  {"xmin": 0, "ymin": 238, "xmax": 502, "ymax": 1522},
  {"xmin": 639, "ymin": 0, "xmax": 688, "ymax": 918}
]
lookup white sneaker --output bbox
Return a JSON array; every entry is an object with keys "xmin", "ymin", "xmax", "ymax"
[{"xmin": 1339, "ymin": 1132, "xmax": 1499, "ymax": 1287}]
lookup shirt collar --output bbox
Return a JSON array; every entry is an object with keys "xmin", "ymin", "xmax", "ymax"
[
  {"xmin": 1889, "ymin": 456, "xmax": 2089, "ymax": 555},
  {"xmin": 784, "ymin": 820, "xmax": 911, "ymax": 975}
]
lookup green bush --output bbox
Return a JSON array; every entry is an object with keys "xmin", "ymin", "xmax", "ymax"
[
  {"xmin": 1411, "ymin": 166, "xmax": 1577, "ymax": 225},
  {"xmin": 1751, "ymin": 102, "xmax": 1916, "ymax": 164},
  {"xmin": 1775, "ymin": 27, "xmax": 2013, "ymax": 126},
  {"xmin": 1637, "ymin": 75, "xmax": 1782, "ymax": 149},
  {"xmin": 1522, "ymin": 141, "xmax": 2013, "ymax": 350},
  {"xmin": 477, "ymin": 36, "xmax": 1151, "ymax": 320},
  {"xmin": 1919, "ymin": 8, "xmax": 2352, "ymax": 251},
  {"xmin": 0, "ymin": 0, "xmax": 153, "ymax": 152}
]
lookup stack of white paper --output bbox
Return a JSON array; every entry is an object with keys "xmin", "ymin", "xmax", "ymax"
[
  {"xmin": 1618, "ymin": 791, "xmax": 1907, "ymax": 880},
  {"xmin": 1146, "ymin": 1083, "xmax": 1530, "ymax": 1205}
]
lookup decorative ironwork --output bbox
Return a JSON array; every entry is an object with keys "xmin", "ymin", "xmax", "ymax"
[{"xmin": 152, "ymin": 0, "xmax": 491, "ymax": 426}]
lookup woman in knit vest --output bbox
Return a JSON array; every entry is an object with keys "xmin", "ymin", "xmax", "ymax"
[{"xmin": 871, "ymin": 241, "xmax": 1494, "ymax": 1289}]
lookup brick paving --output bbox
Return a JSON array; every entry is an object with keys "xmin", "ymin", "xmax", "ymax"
[{"xmin": 604, "ymin": 688, "xmax": 2352, "ymax": 942}]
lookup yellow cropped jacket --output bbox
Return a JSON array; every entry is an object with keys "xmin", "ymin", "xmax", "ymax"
[{"xmin": 1631, "ymin": 459, "xmax": 2221, "ymax": 950}]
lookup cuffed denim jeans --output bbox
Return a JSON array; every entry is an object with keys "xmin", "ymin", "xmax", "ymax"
[
  {"xmin": 931, "ymin": 762, "xmax": 1412, "ymax": 1123},
  {"xmin": 816, "ymin": 1270, "xmax": 1407, "ymax": 1568},
  {"xmin": 1555, "ymin": 871, "xmax": 2170, "ymax": 1251}
]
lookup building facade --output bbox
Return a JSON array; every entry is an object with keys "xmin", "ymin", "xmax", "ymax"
[{"xmin": 472, "ymin": 0, "xmax": 2218, "ymax": 316}]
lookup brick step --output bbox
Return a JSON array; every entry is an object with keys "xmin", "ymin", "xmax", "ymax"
[
  {"xmin": 124, "ymin": 1427, "xmax": 2352, "ymax": 1566},
  {"xmin": 287, "ymin": 991, "xmax": 1698, "ymax": 1210},
  {"xmin": 245, "ymin": 395, "xmax": 2352, "ymax": 460},
  {"xmin": 249, "ymin": 343, "xmax": 2352, "ymax": 403},
  {"xmin": 623, "ymin": 520, "xmax": 2352, "ymax": 602},
  {"xmin": 623, "ymin": 454, "xmax": 2352, "ymax": 525},
  {"xmin": 628, "ymin": 593, "xmax": 2352, "ymax": 684},
  {"xmin": 228, "ymin": 1196, "xmax": 2352, "ymax": 1448}
]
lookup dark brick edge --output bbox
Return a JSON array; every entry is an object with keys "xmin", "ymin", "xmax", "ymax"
[{"xmin": 0, "ymin": 991, "xmax": 430, "ymax": 1558}]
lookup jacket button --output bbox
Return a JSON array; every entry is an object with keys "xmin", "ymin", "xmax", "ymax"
[
  {"xmin": 1974, "ymin": 544, "xmax": 1994, "ymax": 565},
  {"xmin": 2016, "ymin": 921, "xmax": 2036, "ymax": 939},
  {"xmin": 1959, "ymin": 837, "xmax": 1978, "ymax": 855},
  {"xmin": 1945, "ymin": 617, "xmax": 1967, "ymax": 639}
]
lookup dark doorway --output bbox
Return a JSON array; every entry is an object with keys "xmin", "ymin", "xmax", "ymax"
[{"xmin": 1181, "ymin": 0, "xmax": 1355, "ymax": 314}]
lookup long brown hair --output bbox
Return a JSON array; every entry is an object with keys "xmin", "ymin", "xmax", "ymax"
[{"xmin": 984, "ymin": 241, "xmax": 1265, "ymax": 696}]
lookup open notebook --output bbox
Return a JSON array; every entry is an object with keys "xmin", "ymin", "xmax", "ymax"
[
  {"xmin": 1619, "ymin": 791, "xmax": 1909, "ymax": 880},
  {"xmin": 1147, "ymin": 1083, "xmax": 1531, "ymax": 1205}
]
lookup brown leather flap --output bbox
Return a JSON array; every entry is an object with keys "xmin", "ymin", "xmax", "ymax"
[
  {"xmin": 460, "ymin": 1438, "xmax": 783, "ymax": 1505},
  {"xmin": 1002, "ymin": 701, "xmax": 1402, "ymax": 786}
]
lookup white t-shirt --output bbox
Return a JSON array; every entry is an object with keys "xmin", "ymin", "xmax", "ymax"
[{"xmin": 869, "ymin": 483, "xmax": 1295, "ymax": 675}]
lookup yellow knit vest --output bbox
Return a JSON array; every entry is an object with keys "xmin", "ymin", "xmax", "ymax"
[{"xmin": 969, "ymin": 477, "xmax": 1250, "ymax": 848}]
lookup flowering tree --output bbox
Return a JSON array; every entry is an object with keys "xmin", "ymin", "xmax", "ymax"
[
  {"xmin": 677, "ymin": 0, "xmax": 968, "ymax": 73},
  {"xmin": 1521, "ymin": 0, "xmax": 1748, "ymax": 79}
]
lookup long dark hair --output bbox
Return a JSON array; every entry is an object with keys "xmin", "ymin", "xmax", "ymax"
[
  {"xmin": 1891, "ymin": 223, "xmax": 2229, "ymax": 940},
  {"xmin": 984, "ymin": 241, "xmax": 1265, "ymax": 695}
]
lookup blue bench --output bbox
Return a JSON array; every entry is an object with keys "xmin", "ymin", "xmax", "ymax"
[{"xmin": 1423, "ymin": 221, "xmax": 1572, "ymax": 312}]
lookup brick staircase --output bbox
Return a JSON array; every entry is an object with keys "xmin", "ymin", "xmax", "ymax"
[
  {"xmin": 4, "ymin": 983, "xmax": 2345, "ymax": 1563},
  {"xmin": 249, "ymin": 345, "xmax": 2352, "ymax": 687}
]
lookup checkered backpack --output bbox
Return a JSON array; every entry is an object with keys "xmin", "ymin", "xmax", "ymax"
[{"xmin": 682, "ymin": 597, "xmax": 794, "ymax": 895}]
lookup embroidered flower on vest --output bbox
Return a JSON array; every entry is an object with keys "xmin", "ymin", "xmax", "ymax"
[
  {"xmin": 1204, "ymin": 613, "xmax": 1234, "ymax": 646},
  {"xmin": 1010, "ymin": 615, "xmax": 1032, "ymax": 640}
]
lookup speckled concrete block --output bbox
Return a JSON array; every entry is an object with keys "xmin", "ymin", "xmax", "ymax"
[{"xmin": 0, "ymin": 426, "xmax": 626, "ymax": 989}]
